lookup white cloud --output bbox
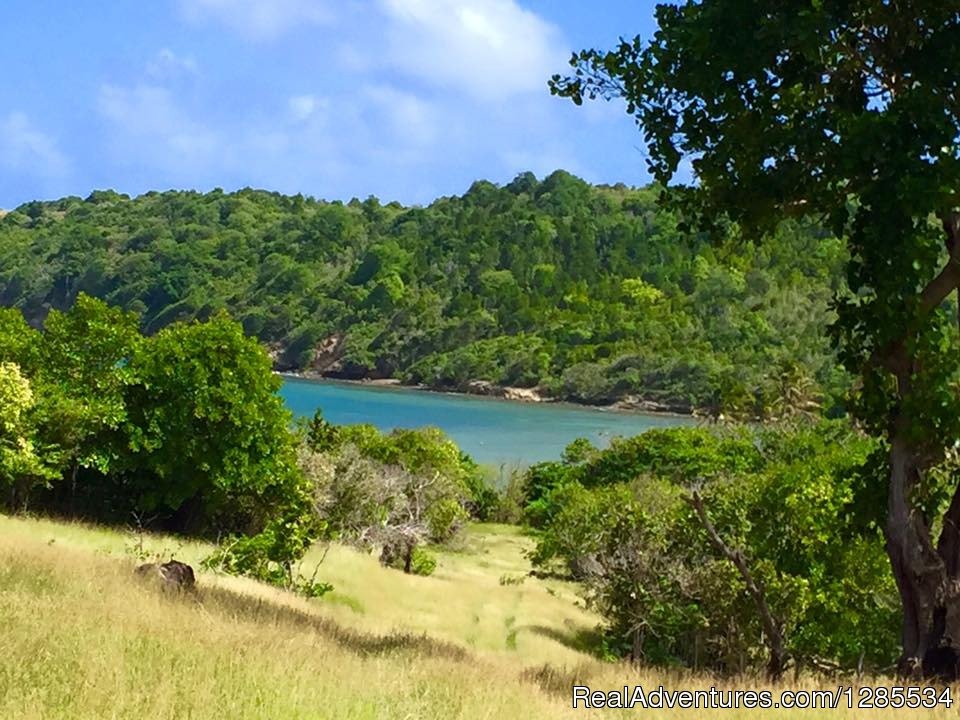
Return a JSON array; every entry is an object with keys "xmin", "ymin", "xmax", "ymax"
[
  {"xmin": 98, "ymin": 84, "xmax": 222, "ymax": 173},
  {"xmin": 178, "ymin": 0, "xmax": 333, "ymax": 40},
  {"xmin": 0, "ymin": 112, "xmax": 70, "ymax": 178},
  {"xmin": 177, "ymin": 0, "xmax": 566, "ymax": 103},
  {"xmin": 377, "ymin": 0, "xmax": 567, "ymax": 102},
  {"xmin": 360, "ymin": 84, "xmax": 437, "ymax": 148},
  {"xmin": 82, "ymin": 4, "xmax": 633, "ymax": 204}
]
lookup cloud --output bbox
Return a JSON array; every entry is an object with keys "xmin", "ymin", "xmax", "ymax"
[
  {"xmin": 378, "ymin": 0, "xmax": 567, "ymax": 102},
  {"xmin": 176, "ymin": 0, "xmax": 566, "ymax": 103},
  {"xmin": 177, "ymin": 0, "xmax": 333, "ymax": 40},
  {"xmin": 81, "ymin": 3, "xmax": 640, "ymax": 205},
  {"xmin": 359, "ymin": 84, "xmax": 438, "ymax": 148},
  {"xmin": 0, "ymin": 112, "xmax": 70, "ymax": 179},
  {"xmin": 98, "ymin": 84, "xmax": 222, "ymax": 174}
]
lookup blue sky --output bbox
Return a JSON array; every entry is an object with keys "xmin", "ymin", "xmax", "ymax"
[{"xmin": 0, "ymin": 1, "xmax": 660, "ymax": 208}]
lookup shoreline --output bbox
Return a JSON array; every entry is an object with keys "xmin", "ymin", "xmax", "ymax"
[{"xmin": 276, "ymin": 371, "xmax": 697, "ymax": 419}]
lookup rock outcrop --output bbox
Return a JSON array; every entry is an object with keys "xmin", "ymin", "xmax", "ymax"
[
  {"xmin": 310, "ymin": 334, "xmax": 346, "ymax": 374},
  {"xmin": 462, "ymin": 380, "xmax": 545, "ymax": 402}
]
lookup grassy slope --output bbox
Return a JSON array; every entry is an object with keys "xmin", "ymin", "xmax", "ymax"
[{"xmin": 0, "ymin": 515, "xmax": 952, "ymax": 719}]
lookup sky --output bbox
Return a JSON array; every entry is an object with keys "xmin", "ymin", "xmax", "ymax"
[{"xmin": 0, "ymin": 1, "xmax": 661, "ymax": 209}]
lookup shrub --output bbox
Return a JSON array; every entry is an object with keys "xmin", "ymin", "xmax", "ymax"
[
  {"xmin": 204, "ymin": 513, "xmax": 330, "ymax": 597},
  {"xmin": 531, "ymin": 421, "xmax": 899, "ymax": 673},
  {"xmin": 408, "ymin": 547, "xmax": 438, "ymax": 576},
  {"xmin": 303, "ymin": 427, "xmax": 470, "ymax": 573}
]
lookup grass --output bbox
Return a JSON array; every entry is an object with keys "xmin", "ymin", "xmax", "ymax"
[{"xmin": 0, "ymin": 513, "xmax": 956, "ymax": 718}]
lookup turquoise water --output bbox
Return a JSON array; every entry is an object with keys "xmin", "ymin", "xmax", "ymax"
[{"xmin": 279, "ymin": 377, "xmax": 694, "ymax": 467}]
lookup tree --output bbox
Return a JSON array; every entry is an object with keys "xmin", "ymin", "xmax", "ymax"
[
  {"xmin": 35, "ymin": 294, "xmax": 141, "ymax": 507},
  {"xmin": 308, "ymin": 445, "xmax": 449, "ymax": 574},
  {"xmin": 1, "ymin": 179, "xmax": 848, "ymax": 415},
  {"xmin": 551, "ymin": 2, "xmax": 960, "ymax": 675},
  {"xmin": 0, "ymin": 309, "xmax": 41, "ymax": 370},
  {"xmin": 0, "ymin": 362, "xmax": 56, "ymax": 509},
  {"xmin": 124, "ymin": 312, "xmax": 299, "ymax": 533},
  {"xmin": 303, "ymin": 422, "xmax": 473, "ymax": 574}
]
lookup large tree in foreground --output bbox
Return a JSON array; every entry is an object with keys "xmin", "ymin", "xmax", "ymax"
[{"xmin": 551, "ymin": 2, "xmax": 960, "ymax": 676}]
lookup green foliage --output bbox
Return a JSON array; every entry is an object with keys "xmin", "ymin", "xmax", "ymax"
[
  {"xmin": 425, "ymin": 496, "xmax": 468, "ymax": 544},
  {"xmin": 304, "ymin": 409, "xmax": 342, "ymax": 453},
  {"xmin": 461, "ymin": 460, "xmax": 500, "ymax": 521},
  {"xmin": 33, "ymin": 295, "xmax": 141, "ymax": 480},
  {"xmin": 520, "ymin": 427, "xmax": 763, "ymax": 526},
  {"xmin": 309, "ymin": 416, "xmax": 492, "ymax": 522},
  {"xmin": 551, "ymin": 1, "xmax": 960, "ymax": 666},
  {"xmin": 579, "ymin": 426, "xmax": 763, "ymax": 488},
  {"xmin": 0, "ymin": 179, "xmax": 848, "ymax": 416},
  {"xmin": 531, "ymin": 422, "xmax": 899, "ymax": 672},
  {"xmin": 0, "ymin": 295, "xmax": 502, "ymax": 593},
  {"xmin": 408, "ymin": 547, "xmax": 438, "ymax": 577},
  {"xmin": 560, "ymin": 437, "xmax": 597, "ymax": 465},
  {"xmin": 120, "ymin": 312, "xmax": 302, "ymax": 537},
  {"xmin": 0, "ymin": 363, "xmax": 58, "ymax": 507},
  {"xmin": 0, "ymin": 363, "xmax": 33, "ymax": 437},
  {"xmin": 0, "ymin": 300, "xmax": 313, "ymax": 543},
  {"xmin": 304, "ymin": 423, "xmax": 472, "ymax": 573},
  {"xmin": 0, "ymin": 309, "xmax": 40, "ymax": 370},
  {"xmin": 204, "ymin": 514, "xmax": 331, "ymax": 597}
]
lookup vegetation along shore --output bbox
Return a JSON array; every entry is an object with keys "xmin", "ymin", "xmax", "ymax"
[
  {"xmin": 0, "ymin": 172, "xmax": 842, "ymax": 420},
  {"xmin": 277, "ymin": 371, "xmax": 697, "ymax": 417}
]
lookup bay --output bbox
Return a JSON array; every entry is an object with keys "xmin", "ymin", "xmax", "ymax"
[{"xmin": 280, "ymin": 377, "xmax": 695, "ymax": 467}]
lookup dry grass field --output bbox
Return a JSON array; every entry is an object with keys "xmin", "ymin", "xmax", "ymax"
[{"xmin": 0, "ymin": 513, "xmax": 954, "ymax": 719}]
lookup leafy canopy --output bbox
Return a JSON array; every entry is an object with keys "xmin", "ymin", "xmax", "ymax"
[
  {"xmin": 550, "ymin": 1, "xmax": 960, "ymax": 671},
  {"xmin": 0, "ymin": 176, "xmax": 849, "ymax": 416},
  {"xmin": 553, "ymin": 2, "xmax": 960, "ymax": 234},
  {"xmin": 124, "ymin": 311, "xmax": 298, "ymax": 517}
]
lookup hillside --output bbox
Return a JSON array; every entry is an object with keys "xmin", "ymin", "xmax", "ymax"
[
  {"xmin": 1, "ymin": 514, "xmax": 946, "ymax": 719},
  {"xmin": 0, "ymin": 172, "xmax": 847, "ymax": 415}
]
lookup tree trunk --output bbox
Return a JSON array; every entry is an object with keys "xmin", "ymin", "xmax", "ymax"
[
  {"xmin": 885, "ymin": 431, "xmax": 960, "ymax": 678},
  {"xmin": 878, "ymin": 216, "xmax": 960, "ymax": 677},
  {"xmin": 68, "ymin": 460, "xmax": 79, "ymax": 516},
  {"xmin": 630, "ymin": 626, "xmax": 643, "ymax": 664},
  {"xmin": 930, "ymin": 476, "xmax": 960, "ymax": 677}
]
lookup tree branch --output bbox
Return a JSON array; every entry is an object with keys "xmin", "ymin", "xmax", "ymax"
[
  {"xmin": 685, "ymin": 489, "xmax": 787, "ymax": 680},
  {"xmin": 868, "ymin": 213, "xmax": 960, "ymax": 377}
]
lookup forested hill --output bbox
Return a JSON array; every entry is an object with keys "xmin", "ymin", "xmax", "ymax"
[{"xmin": 0, "ymin": 170, "xmax": 847, "ymax": 415}]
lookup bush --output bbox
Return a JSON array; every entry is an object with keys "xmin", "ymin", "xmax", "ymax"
[
  {"xmin": 203, "ymin": 513, "xmax": 330, "ymax": 597},
  {"xmin": 408, "ymin": 547, "xmax": 438, "ymax": 576},
  {"xmin": 303, "ymin": 424, "xmax": 471, "ymax": 573},
  {"xmin": 530, "ymin": 421, "xmax": 899, "ymax": 673},
  {"xmin": 123, "ymin": 312, "xmax": 302, "ymax": 535}
]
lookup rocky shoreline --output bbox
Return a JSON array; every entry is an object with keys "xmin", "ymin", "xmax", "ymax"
[
  {"xmin": 276, "ymin": 371, "xmax": 695, "ymax": 418},
  {"xmin": 271, "ymin": 333, "xmax": 694, "ymax": 417}
]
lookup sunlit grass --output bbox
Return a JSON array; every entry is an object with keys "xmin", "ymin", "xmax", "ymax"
[{"xmin": 0, "ymin": 513, "xmax": 956, "ymax": 719}]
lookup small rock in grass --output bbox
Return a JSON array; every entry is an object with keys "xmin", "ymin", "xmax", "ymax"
[{"xmin": 135, "ymin": 560, "xmax": 196, "ymax": 592}]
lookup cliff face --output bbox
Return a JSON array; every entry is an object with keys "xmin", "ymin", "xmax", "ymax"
[{"xmin": 308, "ymin": 334, "xmax": 346, "ymax": 375}]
